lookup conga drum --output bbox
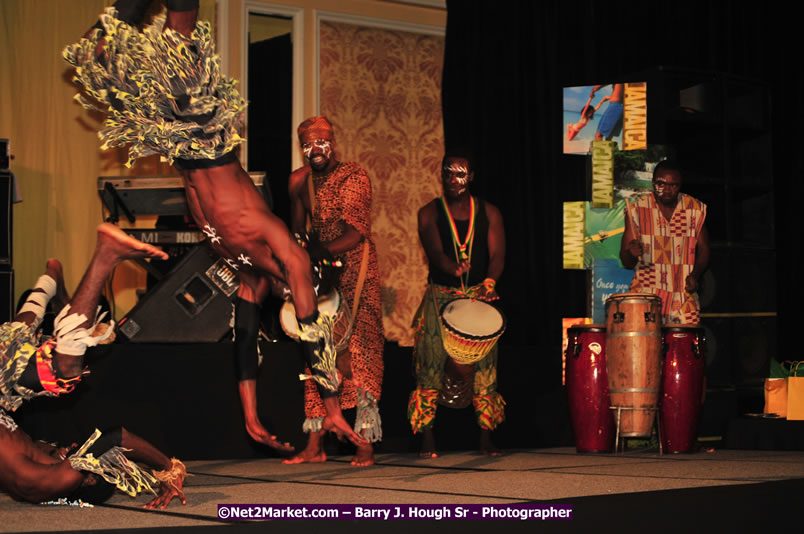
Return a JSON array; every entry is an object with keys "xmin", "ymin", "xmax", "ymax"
[
  {"xmin": 660, "ymin": 325, "xmax": 705, "ymax": 453},
  {"xmin": 566, "ymin": 325, "xmax": 614, "ymax": 452},
  {"xmin": 605, "ymin": 293, "xmax": 663, "ymax": 437}
]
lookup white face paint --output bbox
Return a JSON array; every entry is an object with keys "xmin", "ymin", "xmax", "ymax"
[
  {"xmin": 446, "ymin": 163, "xmax": 470, "ymax": 184},
  {"xmin": 302, "ymin": 139, "xmax": 332, "ymax": 161},
  {"xmin": 443, "ymin": 161, "xmax": 471, "ymax": 195}
]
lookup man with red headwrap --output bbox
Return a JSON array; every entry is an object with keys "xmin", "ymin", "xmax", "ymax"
[{"xmin": 286, "ymin": 116, "xmax": 384, "ymax": 466}]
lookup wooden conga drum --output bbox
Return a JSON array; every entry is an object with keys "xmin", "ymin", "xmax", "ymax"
[
  {"xmin": 660, "ymin": 325, "xmax": 706, "ymax": 453},
  {"xmin": 566, "ymin": 325, "xmax": 614, "ymax": 452},
  {"xmin": 605, "ymin": 293, "xmax": 663, "ymax": 437}
]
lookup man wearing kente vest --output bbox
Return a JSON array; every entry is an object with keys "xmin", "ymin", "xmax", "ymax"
[
  {"xmin": 620, "ymin": 160, "xmax": 710, "ymax": 325},
  {"xmin": 287, "ymin": 117, "xmax": 384, "ymax": 467},
  {"xmin": 408, "ymin": 151, "xmax": 506, "ymax": 458}
]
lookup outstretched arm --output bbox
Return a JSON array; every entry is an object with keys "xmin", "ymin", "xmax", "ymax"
[
  {"xmin": 590, "ymin": 84, "xmax": 606, "ymax": 98},
  {"xmin": 580, "ymin": 95, "xmax": 594, "ymax": 117},
  {"xmin": 118, "ymin": 428, "xmax": 188, "ymax": 509},
  {"xmin": 594, "ymin": 95, "xmax": 611, "ymax": 111}
]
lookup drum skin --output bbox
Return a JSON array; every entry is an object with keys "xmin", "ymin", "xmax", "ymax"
[
  {"xmin": 660, "ymin": 326, "xmax": 705, "ymax": 453},
  {"xmin": 440, "ymin": 298, "xmax": 506, "ymax": 364},
  {"xmin": 605, "ymin": 293, "xmax": 663, "ymax": 438},
  {"xmin": 566, "ymin": 325, "xmax": 614, "ymax": 452},
  {"xmin": 279, "ymin": 289, "xmax": 352, "ymax": 354}
]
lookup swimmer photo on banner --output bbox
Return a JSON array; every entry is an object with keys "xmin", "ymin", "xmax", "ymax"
[{"xmin": 563, "ymin": 82, "xmax": 648, "ymax": 155}]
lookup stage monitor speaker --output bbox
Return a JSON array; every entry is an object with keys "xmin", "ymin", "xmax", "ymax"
[
  {"xmin": 0, "ymin": 139, "xmax": 8, "ymax": 171},
  {"xmin": 0, "ymin": 171, "xmax": 12, "ymax": 265},
  {"xmin": 0, "ymin": 269, "xmax": 12, "ymax": 324},
  {"xmin": 117, "ymin": 245, "xmax": 239, "ymax": 343}
]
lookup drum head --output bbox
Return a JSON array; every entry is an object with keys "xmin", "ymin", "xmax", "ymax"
[
  {"xmin": 441, "ymin": 298, "xmax": 505, "ymax": 339},
  {"xmin": 317, "ymin": 289, "xmax": 341, "ymax": 316},
  {"xmin": 279, "ymin": 301, "xmax": 300, "ymax": 340},
  {"xmin": 568, "ymin": 324, "xmax": 606, "ymax": 334},
  {"xmin": 663, "ymin": 324, "xmax": 704, "ymax": 334},
  {"xmin": 278, "ymin": 288, "xmax": 342, "ymax": 341},
  {"xmin": 606, "ymin": 292, "xmax": 662, "ymax": 304}
]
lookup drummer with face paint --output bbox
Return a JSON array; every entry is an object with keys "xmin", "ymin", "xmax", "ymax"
[
  {"xmin": 408, "ymin": 150, "xmax": 506, "ymax": 458},
  {"xmin": 287, "ymin": 117, "xmax": 384, "ymax": 467}
]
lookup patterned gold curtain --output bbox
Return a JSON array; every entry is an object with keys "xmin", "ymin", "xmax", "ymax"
[{"xmin": 319, "ymin": 21, "xmax": 445, "ymax": 346}]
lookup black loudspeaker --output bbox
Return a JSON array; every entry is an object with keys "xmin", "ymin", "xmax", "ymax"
[
  {"xmin": 0, "ymin": 171, "xmax": 12, "ymax": 265},
  {"xmin": 0, "ymin": 139, "xmax": 9, "ymax": 171},
  {"xmin": 117, "ymin": 245, "xmax": 239, "ymax": 343},
  {"xmin": 0, "ymin": 269, "xmax": 13, "ymax": 324}
]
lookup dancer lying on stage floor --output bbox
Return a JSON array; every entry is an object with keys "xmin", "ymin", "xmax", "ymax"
[
  {"xmin": 63, "ymin": 0, "xmax": 365, "ymax": 450},
  {"xmin": 0, "ymin": 424, "xmax": 188, "ymax": 508},
  {"xmin": 0, "ymin": 225, "xmax": 186, "ymax": 507}
]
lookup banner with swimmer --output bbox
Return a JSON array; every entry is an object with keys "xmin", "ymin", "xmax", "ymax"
[{"xmin": 563, "ymin": 82, "xmax": 647, "ymax": 155}]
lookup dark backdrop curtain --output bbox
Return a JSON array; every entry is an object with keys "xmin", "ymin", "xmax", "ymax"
[{"xmin": 442, "ymin": 0, "xmax": 800, "ymax": 359}]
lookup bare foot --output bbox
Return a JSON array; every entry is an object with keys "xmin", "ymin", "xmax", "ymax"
[
  {"xmin": 419, "ymin": 427, "xmax": 438, "ymax": 459},
  {"xmin": 96, "ymin": 223, "xmax": 168, "ymax": 262},
  {"xmin": 245, "ymin": 419, "xmax": 294, "ymax": 452},
  {"xmin": 283, "ymin": 432, "xmax": 325, "ymax": 464},
  {"xmin": 45, "ymin": 258, "xmax": 70, "ymax": 310},
  {"xmin": 351, "ymin": 443, "xmax": 374, "ymax": 466},
  {"xmin": 480, "ymin": 429, "xmax": 502, "ymax": 457},
  {"xmin": 283, "ymin": 451, "xmax": 327, "ymax": 464},
  {"xmin": 282, "ymin": 444, "xmax": 327, "ymax": 464}
]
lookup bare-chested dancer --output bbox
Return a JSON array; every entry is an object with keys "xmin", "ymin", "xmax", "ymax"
[
  {"xmin": 63, "ymin": 0, "xmax": 364, "ymax": 449},
  {"xmin": 1, "ymin": 226, "xmax": 188, "ymax": 508}
]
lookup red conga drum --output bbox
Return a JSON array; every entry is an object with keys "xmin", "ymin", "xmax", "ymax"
[
  {"xmin": 566, "ymin": 325, "xmax": 614, "ymax": 452},
  {"xmin": 660, "ymin": 325, "xmax": 706, "ymax": 453},
  {"xmin": 605, "ymin": 293, "xmax": 663, "ymax": 437}
]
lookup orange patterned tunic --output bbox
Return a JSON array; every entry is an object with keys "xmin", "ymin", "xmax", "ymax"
[
  {"xmin": 625, "ymin": 192, "xmax": 707, "ymax": 325},
  {"xmin": 302, "ymin": 162, "xmax": 384, "ymax": 437}
]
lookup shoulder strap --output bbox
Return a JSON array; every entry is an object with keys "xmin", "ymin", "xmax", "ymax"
[{"xmin": 305, "ymin": 172, "xmax": 316, "ymax": 232}]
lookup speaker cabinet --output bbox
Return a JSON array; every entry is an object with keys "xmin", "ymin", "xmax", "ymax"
[
  {"xmin": 0, "ymin": 269, "xmax": 12, "ymax": 324},
  {"xmin": 0, "ymin": 171, "xmax": 12, "ymax": 265},
  {"xmin": 117, "ymin": 245, "xmax": 239, "ymax": 343}
]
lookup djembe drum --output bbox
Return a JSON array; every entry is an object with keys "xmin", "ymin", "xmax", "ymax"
[
  {"xmin": 660, "ymin": 325, "xmax": 706, "ymax": 453},
  {"xmin": 279, "ymin": 288, "xmax": 353, "ymax": 354},
  {"xmin": 605, "ymin": 293, "xmax": 663, "ymax": 438},
  {"xmin": 566, "ymin": 325, "xmax": 614, "ymax": 452},
  {"xmin": 439, "ymin": 298, "xmax": 506, "ymax": 365}
]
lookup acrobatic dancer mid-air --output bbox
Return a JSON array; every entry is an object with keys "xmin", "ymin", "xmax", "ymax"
[{"xmin": 63, "ymin": 0, "xmax": 365, "ymax": 449}]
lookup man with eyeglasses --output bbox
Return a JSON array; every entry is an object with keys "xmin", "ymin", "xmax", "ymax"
[{"xmin": 620, "ymin": 160, "xmax": 710, "ymax": 325}]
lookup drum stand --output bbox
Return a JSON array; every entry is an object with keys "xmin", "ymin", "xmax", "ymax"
[{"xmin": 609, "ymin": 406, "xmax": 664, "ymax": 455}]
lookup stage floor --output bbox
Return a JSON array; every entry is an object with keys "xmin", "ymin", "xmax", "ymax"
[{"xmin": 3, "ymin": 447, "xmax": 803, "ymax": 532}]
